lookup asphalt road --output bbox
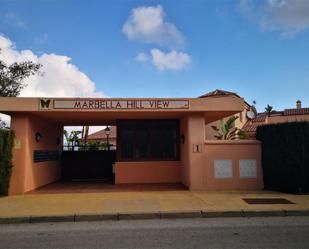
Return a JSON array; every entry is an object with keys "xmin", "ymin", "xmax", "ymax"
[{"xmin": 0, "ymin": 217, "xmax": 309, "ymax": 249}]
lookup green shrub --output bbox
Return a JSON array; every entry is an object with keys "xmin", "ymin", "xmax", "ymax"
[
  {"xmin": 256, "ymin": 122, "xmax": 309, "ymax": 194},
  {"xmin": 0, "ymin": 129, "xmax": 14, "ymax": 196}
]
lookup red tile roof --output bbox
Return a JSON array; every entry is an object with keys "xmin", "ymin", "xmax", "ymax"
[
  {"xmin": 284, "ymin": 108, "xmax": 309, "ymax": 116},
  {"xmin": 199, "ymin": 89, "xmax": 251, "ymax": 107},
  {"xmin": 88, "ymin": 126, "xmax": 117, "ymax": 140},
  {"xmin": 243, "ymin": 107, "xmax": 309, "ymax": 133},
  {"xmin": 242, "ymin": 122, "xmax": 261, "ymax": 133},
  {"xmin": 251, "ymin": 113, "xmax": 267, "ymax": 122},
  {"xmin": 199, "ymin": 89, "xmax": 241, "ymax": 98}
]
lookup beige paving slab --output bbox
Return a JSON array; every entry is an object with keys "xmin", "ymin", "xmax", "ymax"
[{"xmin": 0, "ymin": 190, "xmax": 308, "ymax": 218}]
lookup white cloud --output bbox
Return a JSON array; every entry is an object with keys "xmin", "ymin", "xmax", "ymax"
[
  {"xmin": 237, "ymin": 0, "xmax": 309, "ymax": 36},
  {"xmin": 1, "ymin": 13, "xmax": 26, "ymax": 29},
  {"xmin": 124, "ymin": 5, "xmax": 192, "ymax": 71},
  {"xmin": 0, "ymin": 113, "xmax": 10, "ymax": 127},
  {"xmin": 0, "ymin": 34, "xmax": 106, "ymax": 97},
  {"xmin": 123, "ymin": 5, "xmax": 185, "ymax": 49},
  {"xmin": 150, "ymin": 48, "xmax": 191, "ymax": 71},
  {"xmin": 34, "ymin": 33, "xmax": 48, "ymax": 45},
  {"xmin": 135, "ymin": 52, "xmax": 149, "ymax": 63}
]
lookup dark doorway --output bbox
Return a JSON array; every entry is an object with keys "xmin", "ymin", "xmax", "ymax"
[{"xmin": 61, "ymin": 150, "xmax": 116, "ymax": 182}]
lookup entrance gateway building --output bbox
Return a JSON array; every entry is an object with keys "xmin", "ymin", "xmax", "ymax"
[{"xmin": 0, "ymin": 92, "xmax": 263, "ymax": 195}]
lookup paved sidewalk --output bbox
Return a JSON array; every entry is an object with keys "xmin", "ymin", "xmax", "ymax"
[{"xmin": 0, "ymin": 190, "xmax": 308, "ymax": 223}]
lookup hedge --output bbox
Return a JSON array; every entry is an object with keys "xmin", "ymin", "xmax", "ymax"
[
  {"xmin": 256, "ymin": 122, "xmax": 309, "ymax": 194},
  {"xmin": 0, "ymin": 129, "xmax": 14, "ymax": 196}
]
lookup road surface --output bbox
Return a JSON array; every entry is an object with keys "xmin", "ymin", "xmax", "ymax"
[{"xmin": 0, "ymin": 216, "xmax": 309, "ymax": 249}]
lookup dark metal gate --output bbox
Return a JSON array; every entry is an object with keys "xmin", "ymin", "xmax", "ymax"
[{"xmin": 61, "ymin": 150, "xmax": 116, "ymax": 181}]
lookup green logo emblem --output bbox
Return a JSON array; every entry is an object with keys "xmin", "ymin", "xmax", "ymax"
[{"xmin": 40, "ymin": 99, "xmax": 51, "ymax": 110}]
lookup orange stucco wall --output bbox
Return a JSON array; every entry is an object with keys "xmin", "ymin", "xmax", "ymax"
[
  {"xmin": 9, "ymin": 114, "xmax": 28, "ymax": 195},
  {"xmin": 9, "ymin": 115, "xmax": 62, "ymax": 194},
  {"xmin": 181, "ymin": 113, "xmax": 206, "ymax": 190},
  {"xmin": 180, "ymin": 115, "xmax": 190, "ymax": 187},
  {"xmin": 115, "ymin": 161, "xmax": 182, "ymax": 184},
  {"xmin": 202, "ymin": 140, "xmax": 263, "ymax": 190}
]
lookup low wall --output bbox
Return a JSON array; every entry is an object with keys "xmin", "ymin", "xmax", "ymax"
[
  {"xmin": 115, "ymin": 161, "xmax": 182, "ymax": 184},
  {"xmin": 202, "ymin": 140, "xmax": 263, "ymax": 190}
]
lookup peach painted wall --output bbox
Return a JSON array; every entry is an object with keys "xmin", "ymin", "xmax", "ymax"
[
  {"xmin": 180, "ymin": 113, "xmax": 206, "ymax": 190},
  {"xmin": 180, "ymin": 116, "xmax": 190, "ymax": 188},
  {"xmin": 9, "ymin": 115, "xmax": 62, "ymax": 194},
  {"xmin": 202, "ymin": 140, "xmax": 263, "ymax": 190},
  {"xmin": 115, "ymin": 161, "xmax": 181, "ymax": 184}
]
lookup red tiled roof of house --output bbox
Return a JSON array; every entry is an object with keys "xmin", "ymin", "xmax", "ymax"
[
  {"xmin": 242, "ymin": 122, "xmax": 261, "ymax": 133},
  {"xmin": 251, "ymin": 113, "xmax": 267, "ymax": 122},
  {"xmin": 199, "ymin": 89, "xmax": 251, "ymax": 107},
  {"xmin": 199, "ymin": 89, "xmax": 241, "ymax": 98},
  {"xmin": 243, "ymin": 106, "xmax": 309, "ymax": 133},
  {"xmin": 88, "ymin": 126, "xmax": 117, "ymax": 140}
]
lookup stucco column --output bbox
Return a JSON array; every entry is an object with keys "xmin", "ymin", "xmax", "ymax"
[
  {"xmin": 9, "ymin": 115, "xmax": 30, "ymax": 195},
  {"xmin": 181, "ymin": 113, "xmax": 205, "ymax": 190}
]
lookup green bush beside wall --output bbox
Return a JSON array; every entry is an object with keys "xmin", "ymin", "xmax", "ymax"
[
  {"xmin": 256, "ymin": 122, "xmax": 309, "ymax": 194},
  {"xmin": 0, "ymin": 129, "xmax": 14, "ymax": 196}
]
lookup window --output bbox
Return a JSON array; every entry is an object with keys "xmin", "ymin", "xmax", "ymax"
[{"xmin": 118, "ymin": 120, "xmax": 179, "ymax": 161}]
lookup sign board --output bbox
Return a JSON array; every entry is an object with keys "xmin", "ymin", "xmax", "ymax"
[
  {"xmin": 49, "ymin": 99, "xmax": 189, "ymax": 110},
  {"xmin": 14, "ymin": 138, "xmax": 21, "ymax": 149}
]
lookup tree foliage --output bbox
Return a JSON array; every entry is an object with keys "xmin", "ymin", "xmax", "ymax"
[
  {"xmin": 0, "ymin": 56, "xmax": 41, "ymax": 97},
  {"xmin": 211, "ymin": 116, "xmax": 248, "ymax": 140},
  {"xmin": 0, "ymin": 129, "xmax": 14, "ymax": 196},
  {"xmin": 63, "ymin": 130, "xmax": 82, "ymax": 150},
  {"xmin": 0, "ymin": 119, "xmax": 8, "ymax": 129},
  {"xmin": 256, "ymin": 122, "xmax": 309, "ymax": 193}
]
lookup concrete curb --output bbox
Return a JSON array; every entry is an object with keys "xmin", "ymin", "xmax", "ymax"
[
  {"xmin": 284, "ymin": 210, "xmax": 309, "ymax": 216},
  {"xmin": 0, "ymin": 216, "xmax": 30, "ymax": 224},
  {"xmin": 118, "ymin": 212, "xmax": 161, "ymax": 220},
  {"xmin": 30, "ymin": 215, "xmax": 75, "ymax": 223},
  {"xmin": 75, "ymin": 213, "xmax": 118, "ymax": 222},
  {"xmin": 1, "ymin": 210, "xmax": 309, "ymax": 224},
  {"xmin": 160, "ymin": 211, "xmax": 202, "ymax": 219},
  {"xmin": 243, "ymin": 210, "xmax": 286, "ymax": 217},
  {"xmin": 201, "ymin": 211, "xmax": 245, "ymax": 218}
]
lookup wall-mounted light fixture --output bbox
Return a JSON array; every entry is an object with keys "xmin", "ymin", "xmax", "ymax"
[
  {"xmin": 180, "ymin": 134, "xmax": 185, "ymax": 144},
  {"xmin": 35, "ymin": 132, "xmax": 42, "ymax": 142}
]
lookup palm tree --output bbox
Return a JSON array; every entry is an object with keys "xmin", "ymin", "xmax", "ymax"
[
  {"xmin": 82, "ymin": 125, "xmax": 89, "ymax": 143},
  {"xmin": 63, "ymin": 129, "xmax": 82, "ymax": 150},
  {"xmin": 70, "ymin": 130, "xmax": 82, "ymax": 149},
  {"xmin": 211, "ymin": 116, "xmax": 248, "ymax": 140},
  {"xmin": 265, "ymin": 104, "xmax": 273, "ymax": 116}
]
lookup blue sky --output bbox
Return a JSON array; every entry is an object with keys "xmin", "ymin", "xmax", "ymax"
[{"xmin": 0, "ymin": 0, "xmax": 309, "ymax": 112}]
